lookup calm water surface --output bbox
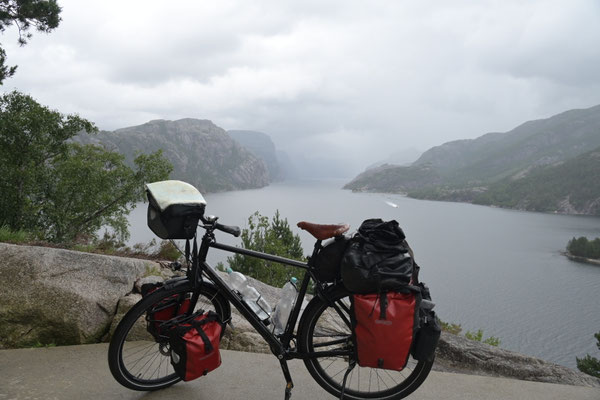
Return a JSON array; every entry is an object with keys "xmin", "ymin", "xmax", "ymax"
[{"xmin": 128, "ymin": 180, "xmax": 600, "ymax": 368}]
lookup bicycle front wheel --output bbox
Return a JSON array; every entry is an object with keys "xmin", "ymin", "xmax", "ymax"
[
  {"xmin": 297, "ymin": 285, "xmax": 433, "ymax": 400},
  {"xmin": 108, "ymin": 281, "xmax": 230, "ymax": 391}
]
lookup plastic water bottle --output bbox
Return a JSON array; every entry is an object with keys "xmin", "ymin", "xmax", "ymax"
[
  {"xmin": 227, "ymin": 268, "xmax": 272, "ymax": 324},
  {"xmin": 272, "ymin": 277, "xmax": 298, "ymax": 335}
]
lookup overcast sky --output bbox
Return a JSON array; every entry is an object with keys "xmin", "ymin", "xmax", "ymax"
[{"xmin": 3, "ymin": 0, "xmax": 600, "ymax": 175}]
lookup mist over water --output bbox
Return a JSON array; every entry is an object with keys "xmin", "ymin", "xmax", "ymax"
[{"xmin": 128, "ymin": 180, "xmax": 600, "ymax": 368}]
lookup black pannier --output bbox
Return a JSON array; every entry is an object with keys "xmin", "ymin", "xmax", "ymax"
[
  {"xmin": 411, "ymin": 282, "xmax": 441, "ymax": 362},
  {"xmin": 146, "ymin": 180, "xmax": 207, "ymax": 240},
  {"xmin": 311, "ymin": 236, "xmax": 349, "ymax": 282},
  {"xmin": 341, "ymin": 218, "xmax": 413, "ymax": 293}
]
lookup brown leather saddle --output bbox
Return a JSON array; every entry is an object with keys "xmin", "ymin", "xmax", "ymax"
[{"xmin": 297, "ymin": 221, "xmax": 350, "ymax": 240}]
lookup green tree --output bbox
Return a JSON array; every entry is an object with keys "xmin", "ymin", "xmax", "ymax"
[
  {"xmin": 0, "ymin": 0, "xmax": 62, "ymax": 84},
  {"xmin": 576, "ymin": 331, "xmax": 600, "ymax": 378},
  {"xmin": 0, "ymin": 90, "xmax": 95, "ymax": 230},
  {"xmin": 227, "ymin": 210, "xmax": 305, "ymax": 287},
  {"xmin": 567, "ymin": 236, "xmax": 600, "ymax": 260},
  {"xmin": 0, "ymin": 91, "xmax": 172, "ymax": 242},
  {"xmin": 40, "ymin": 143, "xmax": 172, "ymax": 241}
]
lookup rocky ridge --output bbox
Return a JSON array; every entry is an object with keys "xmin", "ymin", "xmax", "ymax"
[
  {"xmin": 76, "ymin": 119, "xmax": 270, "ymax": 193},
  {"xmin": 345, "ymin": 105, "xmax": 600, "ymax": 215},
  {"xmin": 1, "ymin": 243, "xmax": 598, "ymax": 388}
]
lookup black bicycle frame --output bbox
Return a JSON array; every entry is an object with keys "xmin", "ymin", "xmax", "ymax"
[{"xmin": 188, "ymin": 229, "xmax": 352, "ymax": 362}]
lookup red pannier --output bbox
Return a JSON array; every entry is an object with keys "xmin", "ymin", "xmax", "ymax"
[
  {"xmin": 353, "ymin": 291, "xmax": 417, "ymax": 371},
  {"xmin": 142, "ymin": 283, "xmax": 192, "ymax": 338},
  {"xmin": 168, "ymin": 311, "xmax": 224, "ymax": 381}
]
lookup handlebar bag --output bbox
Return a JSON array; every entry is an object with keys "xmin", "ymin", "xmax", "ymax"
[
  {"xmin": 141, "ymin": 282, "xmax": 191, "ymax": 339},
  {"xmin": 168, "ymin": 311, "xmax": 224, "ymax": 381},
  {"xmin": 352, "ymin": 291, "xmax": 419, "ymax": 371},
  {"xmin": 145, "ymin": 180, "xmax": 207, "ymax": 239}
]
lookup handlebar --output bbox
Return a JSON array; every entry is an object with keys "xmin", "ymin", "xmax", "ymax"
[
  {"xmin": 200, "ymin": 214, "xmax": 241, "ymax": 237},
  {"xmin": 215, "ymin": 223, "xmax": 241, "ymax": 237}
]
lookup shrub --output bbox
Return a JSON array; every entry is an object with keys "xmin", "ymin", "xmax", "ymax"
[
  {"xmin": 227, "ymin": 210, "xmax": 305, "ymax": 287},
  {"xmin": 577, "ymin": 331, "xmax": 600, "ymax": 378},
  {"xmin": 465, "ymin": 329, "xmax": 501, "ymax": 346}
]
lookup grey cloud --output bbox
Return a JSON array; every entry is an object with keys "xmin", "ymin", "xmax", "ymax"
[{"xmin": 3, "ymin": 0, "xmax": 600, "ymax": 173}]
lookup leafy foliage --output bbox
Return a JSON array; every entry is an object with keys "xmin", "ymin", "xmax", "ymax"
[
  {"xmin": 576, "ymin": 331, "xmax": 600, "ymax": 378},
  {"xmin": 465, "ymin": 329, "xmax": 501, "ymax": 347},
  {"xmin": 0, "ymin": 91, "xmax": 172, "ymax": 242},
  {"xmin": 227, "ymin": 211, "xmax": 306, "ymax": 287},
  {"xmin": 440, "ymin": 320, "xmax": 462, "ymax": 335},
  {"xmin": 567, "ymin": 237, "xmax": 600, "ymax": 260},
  {"xmin": 440, "ymin": 320, "xmax": 501, "ymax": 346},
  {"xmin": 154, "ymin": 240, "xmax": 180, "ymax": 261},
  {"xmin": 0, "ymin": 0, "xmax": 62, "ymax": 84}
]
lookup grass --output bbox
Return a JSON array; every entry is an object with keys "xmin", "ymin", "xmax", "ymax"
[
  {"xmin": 0, "ymin": 225, "xmax": 32, "ymax": 243},
  {"xmin": 440, "ymin": 319, "xmax": 501, "ymax": 346},
  {"xmin": 144, "ymin": 264, "xmax": 163, "ymax": 277}
]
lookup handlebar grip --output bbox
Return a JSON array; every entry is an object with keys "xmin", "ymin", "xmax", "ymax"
[{"xmin": 215, "ymin": 223, "xmax": 241, "ymax": 237}]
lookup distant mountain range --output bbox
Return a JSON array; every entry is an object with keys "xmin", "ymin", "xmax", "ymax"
[
  {"xmin": 345, "ymin": 105, "xmax": 600, "ymax": 215},
  {"xmin": 76, "ymin": 119, "xmax": 275, "ymax": 193},
  {"xmin": 228, "ymin": 130, "xmax": 284, "ymax": 182}
]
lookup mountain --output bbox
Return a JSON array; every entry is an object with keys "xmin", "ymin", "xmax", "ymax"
[
  {"xmin": 414, "ymin": 105, "xmax": 600, "ymax": 185},
  {"xmin": 411, "ymin": 145, "xmax": 600, "ymax": 215},
  {"xmin": 474, "ymin": 146, "xmax": 600, "ymax": 214},
  {"xmin": 365, "ymin": 148, "xmax": 423, "ymax": 170},
  {"xmin": 344, "ymin": 104, "xmax": 600, "ymax": 215},
  {"xmin": 342, "ymin": 163, "xmax": 442, "ymax": 192},
  {"xmin": 76, "ymin": 119, "xmax": 270, "ymax": 193},
  {"xmin": 228, "ymin": 130, "xmax": 283, "ymax": 181}
]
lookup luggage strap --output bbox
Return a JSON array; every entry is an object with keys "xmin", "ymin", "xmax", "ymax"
[{"xmin": 172, "ymin": 311, "xmax": 221, "ymax": 353}]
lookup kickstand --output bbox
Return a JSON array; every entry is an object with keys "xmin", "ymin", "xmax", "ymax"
[
  {"xmin": 285, "ymin": 383, "xmax": 293, "ymax": 400},
  {"xmin": 279, "ymin": 358, "xmax": 294, "ymax": 400},
  {"xmin": 339, "ymin": 360, "xmax": 356, "ymax": 400}
]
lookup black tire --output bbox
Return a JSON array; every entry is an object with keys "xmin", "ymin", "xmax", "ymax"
[
  {"xmin": 108, "ymin": 281, "xmax": 230, "ymax": 391},
  {"xmin": 297, "ymin": 285, "xmax": 433, "ymax": 400}
]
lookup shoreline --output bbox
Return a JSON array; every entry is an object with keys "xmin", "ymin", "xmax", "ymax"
[
  {"xmin": 346, "ymin": 187, "xmax": 600, "ymax": 218},
  {"xmin": 564, "ymin": 251, "xmax": 600, "ymax": 266}
]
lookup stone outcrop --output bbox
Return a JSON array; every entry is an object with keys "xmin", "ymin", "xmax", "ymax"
[
  {"xmin": 436, "ymin": 332, "xmax": 600, "ymax": 388},
  {"xmin": 0, "ymin": 243, "xmax": 156, "ymax": 347}
]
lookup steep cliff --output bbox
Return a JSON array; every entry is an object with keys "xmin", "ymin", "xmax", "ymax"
[{"xmin": 77, "ymin": 119, "xmax": 270, "ymax": 193}]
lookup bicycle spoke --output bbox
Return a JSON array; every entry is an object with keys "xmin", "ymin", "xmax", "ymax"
[
  {"xmin": 126, "ymin": 344, "xmax": 157, "ymax": 373},
  {"xmin": 383, "ymin": 368, "xmax": 399, "ymax": 386},
  {"xmin": 323, "ymin": 358, "xmax": 337, "ymax": 372}
]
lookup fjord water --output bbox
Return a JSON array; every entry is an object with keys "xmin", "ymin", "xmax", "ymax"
[{"xmin": 128, "ymin": 180, "xmax": 600, "ymax": 368}]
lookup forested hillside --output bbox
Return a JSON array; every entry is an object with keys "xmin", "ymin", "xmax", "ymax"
[{"xmin": 345, "ymin": 104, "xmax": 600, "ymax": 215}]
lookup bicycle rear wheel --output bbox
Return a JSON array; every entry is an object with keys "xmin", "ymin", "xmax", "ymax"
[
  {"xmin": 108, "ymin": 281, "xmax": 230, "ymax": 391},
  {"xmin": 297, "ymin": 285, "xmax": 433, "ymax": 400}
]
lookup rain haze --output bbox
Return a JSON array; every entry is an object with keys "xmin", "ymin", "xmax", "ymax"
[{"xmin": 3, "ymin": 0, "xmax": 600, "ymax": 177}]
